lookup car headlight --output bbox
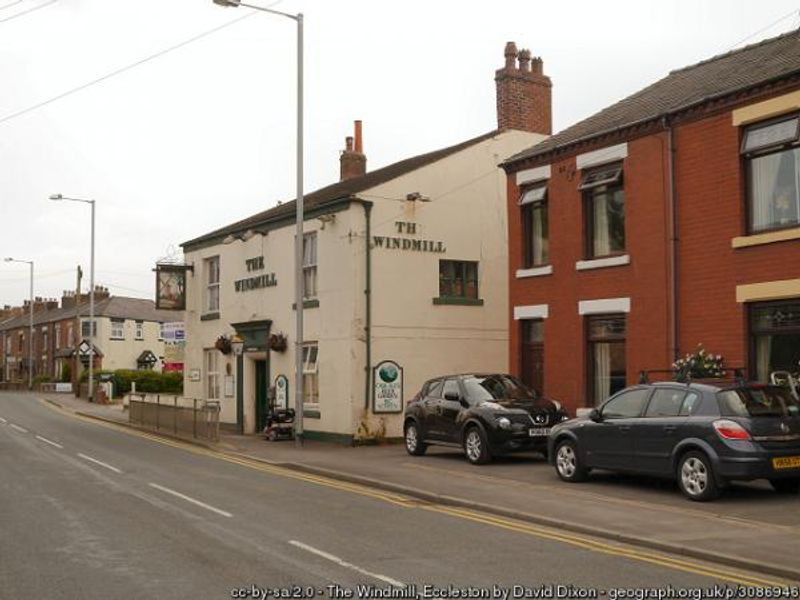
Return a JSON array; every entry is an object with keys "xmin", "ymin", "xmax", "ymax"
[
  {"xmin": 497, "ymin": 416, "xmax": 511, "ymax": 430},
  {"xmin": 560, "ymin": 414, "xmax": 570, "ymax": 422}
]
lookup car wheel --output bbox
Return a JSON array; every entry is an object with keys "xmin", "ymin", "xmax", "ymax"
[
  {"xmin": 554, "ymin": 439, "xmax": 587, "ymax": 482},
  {"xmin": 463, "ymin": 426, "xmax": 491, "ymax": 465},
  {"xmin": 677, "ymin": 451, "xmax": 719, "ymax": 502},
  {"xmin": 404, "ymin": 421, "xmax": 427, "ymax": 456},
  {"xmin": 770, "ymin": 478, "xmax": 800, "ymax": 494}
]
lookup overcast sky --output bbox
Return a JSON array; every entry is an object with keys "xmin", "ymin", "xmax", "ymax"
[{"xmin": 1, "ymin": 0, "xmax": 798, "ymax": 307}]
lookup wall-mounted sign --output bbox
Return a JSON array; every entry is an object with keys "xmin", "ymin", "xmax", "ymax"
[
  {"xmin": 274, "ymin": 374, "xmax": 289, "ymax": 410},
  {"xmin": 373, "ymin": 360, "xmax": 403, "ymax": 414},
  {"xmin": 189, "ymin": 368, "xmax": 201, "ymax": 382},
  {"xmin": 372, "ymin": 221, "xmax": 446, "ymax": 254},
  {"xmin": 234, "ymin": 255, "xmax": 277, "ymax": 292},
  {"xmin": 162, "ymin": 321, "xmax": 185, "ymax": 372},
  {"xmin": 155, "ymin": 264, "xmax": 188, "ymax": 310}
]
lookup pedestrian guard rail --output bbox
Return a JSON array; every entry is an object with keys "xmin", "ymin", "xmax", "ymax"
[{"xmin": 127, "ymin": 393, "xmax": 220, "ymax": 443}]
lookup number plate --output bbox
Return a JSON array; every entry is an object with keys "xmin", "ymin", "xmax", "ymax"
[
  {"xmin": 529, "ymin": 427, "xmax": 551, "ymax": 437},
  {"xmin": 772, "ymin": 456, "xmax": 800, "ymax": 470}
]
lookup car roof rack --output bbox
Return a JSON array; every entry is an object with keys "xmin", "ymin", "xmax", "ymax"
[{"xmin": 638, "ymin": 367, "xmax": 748, "ymax": 387}]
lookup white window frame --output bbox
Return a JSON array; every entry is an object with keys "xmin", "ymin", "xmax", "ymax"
[
  {"xmin": 205, "ymin": 349, "xmax": 220, "ymax": 400},
  {"xmin": 302, "ymin": 341, "xmax": 319, "ymax": 406},
  {"xmin": 110, "ymin": 319, "xmax": 125, "ymax": 340},
  {"xmin": 205, "ymin": 256, "xmax": 220, "ymax": 314},
  {"xmin": 303, "ymin": 232, "xmax": 318, "ymax": 300},
  {"xmin": 55, "ymin": 325, "xmax": 61, "ymax": 350},
  {"xmin": 81, "ymin": 319, "xmax": 97, "ymax": 338},
  {"xmin": 135, "ymin": 320, "xmax": 144, "ymax": 340}
]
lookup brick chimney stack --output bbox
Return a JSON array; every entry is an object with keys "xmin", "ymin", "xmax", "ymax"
[
  {"xmin": 495, "ymin": 41, "xmax": 552, "ymax": 135},
  {"xmin": 340, "ymin": 120, "xmax": 367, "ymax": 181}
]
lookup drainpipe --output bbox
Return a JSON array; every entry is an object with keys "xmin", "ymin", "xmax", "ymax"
[
  {"xmin": 362, "ymin": 201, "xmax": 373, "ymax": 409},
  {"xmin": 663, "ymin": 115, "xmax": 679, "ymax": 362}
]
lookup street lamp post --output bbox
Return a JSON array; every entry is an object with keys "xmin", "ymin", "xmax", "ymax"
[
  {"xmin": 212, "ymin": 0, "xmax": 304, "ymax": 446},
  {"xmin": 4, "ymin": 257, "xmax": 34, "ymax": 389},
  {"xmin": 49, "ymin": 194, "xmax": 96, "ymax": 402}
]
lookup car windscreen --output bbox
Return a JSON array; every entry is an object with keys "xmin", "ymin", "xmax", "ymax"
[
  {"xmin": 463, "ymin": 375, "xmax": 536, "ymax": 402},
  {"xmin": 717, "ymin": 387, "xmax": 800, "ymax": 418}
]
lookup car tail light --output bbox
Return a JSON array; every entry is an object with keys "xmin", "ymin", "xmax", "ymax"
[{"xmin": 713, "ymin": 419, "xmax": 751, "ymax": 441}]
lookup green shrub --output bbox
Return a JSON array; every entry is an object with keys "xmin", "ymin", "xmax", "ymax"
[
  {"xmin": 33, "ymin": 375, "xmax": 53, "ymax": 385},
  {"xmin": 79, "ymin": 369, "xmax": 183, "ymax": 397},
  {"xmin": 60, "ymin": 362, "xmax": 71, "ymax": 383}
]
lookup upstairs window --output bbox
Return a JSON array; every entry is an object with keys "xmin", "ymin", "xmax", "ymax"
[
  {"xmin": 110, "ymin": 319, "xmax": 125, "ymax": 340},
  {"xmin": 303, "ymin": 232, "xmax": 318, "ymax": 300},
  {"xmin": 742, "ymin": 115, "xmax": 800, "ymax": 233},
  {"xmin": 580, "ymin": 163, "xmax": 625, "ymax": 259},
  {"xmin": 439, "ymin": 260, "xmax": 478, "ymax": 300},
  {"xmin": 520, "ymin": 184, "xmax": 549, "ymax": 268},
  {"xmin": 81, "ymin": 320, "xmax": 97, "ymax": 338},
  {"xmin": 135, "ymin": 320, "xmax": 144, "ymax": 340},
  {"xmin": 205, "ymin": 256, "xmax": 220, "ymax": 313}
]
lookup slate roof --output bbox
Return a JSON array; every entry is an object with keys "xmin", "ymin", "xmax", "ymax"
[
  {"xmin": 505, "ymin": 28, "xmax": 800, "ymax": 166},
  {"xmin": 182, "ymin": 130, "xmax": 501, "ymax": 250},
  {"xmin": 0, "ymin": 296, "xmax": 178, "ymax": 331}
]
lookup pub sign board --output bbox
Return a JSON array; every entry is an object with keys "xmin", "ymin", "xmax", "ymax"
[
  {"xmin": 373, "ymin": 360, "xmax": 403, "ymax": 414},
  {"xmin": 155, "ymin": 264, "xmax": 188, "ymax": 310}
]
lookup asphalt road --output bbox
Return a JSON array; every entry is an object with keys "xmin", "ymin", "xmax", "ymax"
[{"xmin": 0, "ymin": 392, "xmax": 790, "ymax": 600}]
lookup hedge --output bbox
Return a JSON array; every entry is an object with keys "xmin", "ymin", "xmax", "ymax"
[{"xmin": 80, "ymin": 369, "xmax": 183, "ymax": 396}]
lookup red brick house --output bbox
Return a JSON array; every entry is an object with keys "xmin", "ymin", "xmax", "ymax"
[{"xmin": 502, "ymin": 31, "xmax": 800, "ymax": 413}]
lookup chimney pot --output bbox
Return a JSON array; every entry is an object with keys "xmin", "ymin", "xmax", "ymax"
[
  {"xmin": 504, "ymin": 41, "xmax": 518, "ymax": 69},
  {"xmin": 518, "ymin": 49, "xmax": 531, "ymax": 72},
  {"xmin": 345, "ymin": 136, "xmax": 354, "ymax": 152},
  {"xmin": 354, "ymin": 120, "xmax": 363, "ymax": 154}
]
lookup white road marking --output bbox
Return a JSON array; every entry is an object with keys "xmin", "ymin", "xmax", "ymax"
[
  {"xmin": 78, "ymin": 453, "xmax": 122, "ymax": 474},
  {"xmin": 148, "ymin": 483, "xmax": 233, "ymax": 518},
  {"xmin": 9, "ymin": 424, "xmax": 28, "ymax": 434},
  {"xmin": 289, "ymin": 540, "xmax": 405, "ymax": 587},
  {"xmin": 0, "ymin": 417, "xmax": 7, "ymax": 424},
  {"xmin": 35, "ymin": 435, "xmax": 63, "ymax": 449}
]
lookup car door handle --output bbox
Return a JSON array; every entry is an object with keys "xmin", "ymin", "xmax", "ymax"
[
  {"xmin": 618, "ymin": 425, "xmax": 631, "ymax": 432},
  {"xmin": 663, "ymin": 425, "xmax": 677, "ymax": 433}
]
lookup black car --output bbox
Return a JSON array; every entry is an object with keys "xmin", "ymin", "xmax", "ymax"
[
  {"xmin": 548, "ymin": 381, "xmax": 800, "ymax": 501},
  {"xmin": 404, "ymin": 373, "xmax": 569, "ymax": 465}
]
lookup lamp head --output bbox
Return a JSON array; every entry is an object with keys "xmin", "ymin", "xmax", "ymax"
[
  {"xmin": 49, "ymin": 194, "xmax": 63, "ymax": 201},
  {"xmin": 3, "ymin": 257, "xmax": 13, "ymax": 262},
  {"xmin": 212, "ymin": 0, "xmax": 240, "ymax": 6}
]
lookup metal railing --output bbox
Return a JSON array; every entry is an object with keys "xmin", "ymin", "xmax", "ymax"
[{"xmin": 128, "ymin": 395, "xmax": 220, "ymax": 443}]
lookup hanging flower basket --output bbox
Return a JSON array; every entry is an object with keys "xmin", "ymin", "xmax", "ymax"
[
  {"xmin": 269, "ymin": 333, "xmax": 288, "ymax": 353},
  {"xmin": 215, "ymin": 335, "xmax": 232, "ymax": 355},
  {"xmin": 672, "ymin": 344, "xmax": 726, "ymax": 381}
]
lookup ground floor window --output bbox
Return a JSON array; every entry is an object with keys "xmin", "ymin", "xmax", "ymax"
[
  {"xmin": 302, "ymin": 342, "xmax": 319, "ymax": 405},
  {"xmin": 750, "ymin": 300, "xmax": 800, "ymax": 381},
  {"xmin": 520, "ymin": 319, "xmax": 544, "ymax": 393},
  {"xmin": 205, "ymin": 349, "xmax": 220, "ymax": 400},
  {"xmin": 587, "ymin": 314, "xmax": 627, "ymax": 406}
]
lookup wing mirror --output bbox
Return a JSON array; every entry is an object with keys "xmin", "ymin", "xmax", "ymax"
[{"xmin": 589, "ymin": 408, "xmax": 602, "ymax": 422}]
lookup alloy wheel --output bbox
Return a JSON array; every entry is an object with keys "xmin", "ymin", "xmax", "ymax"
[
  {"xmin": 681, "ymin": 456, "xmax": 708, "ymax": 497},
  {"xmin": 405, "ymin": 425, "xmax": 418, "ymax": 453},
  {"xmin": 556, "ymin": 444, "xmax": 576, "ymax": 478},
  {"xmin": 465, "ymin": 430, "xmax": 482, "ymax": 462}
]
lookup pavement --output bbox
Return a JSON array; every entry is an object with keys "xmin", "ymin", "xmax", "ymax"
[{"xmin": 36, "ymin": 392, "xmax": 800, "ymax": 581}]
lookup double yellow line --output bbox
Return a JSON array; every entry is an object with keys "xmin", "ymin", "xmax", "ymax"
[{"xmin": 46, "ymin": 400, "xmax": 792, "ymax": 588}]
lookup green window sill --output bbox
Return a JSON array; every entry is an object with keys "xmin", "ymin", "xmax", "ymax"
[
  {"xmin": 303, "ymin": 409, "xmax": 321, "ymax": 419},
  {"xmin": 433, "ymin": 297, "xmax": 484, "ymax": 306},
  {"xmin": 292, "ymin": 299, "xmax": 320, "ymax": 310},
  {"xmin": 200, "ymin": 312, "xmax": 220, "ymax": 321}
]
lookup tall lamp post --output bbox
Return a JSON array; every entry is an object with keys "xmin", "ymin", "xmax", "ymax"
[
  {"xmin": 4, "ymin": 257, "xmax": 34, "ymax": 389},
  {"xmin": 212, "ymin": 0, "xmax": 304, "ymax": 446},
  {"xmin": 49, "ymin": 193, "xmax": 96, "ymax": 402}
]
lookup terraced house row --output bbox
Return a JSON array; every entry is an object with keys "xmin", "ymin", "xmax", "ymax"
[{"xmin": 504, "ymin": 30, "xmax": 800, "ymax": 414}]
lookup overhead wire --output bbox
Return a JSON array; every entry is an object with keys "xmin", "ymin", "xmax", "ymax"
[
  {"xmin": 0, "ymin": 1, "xmax": 24, "ymax": 12},
  {"xmin": 0, "ymin": 9, "xmax": 256, "ymax": 127},
  {"xmin": 726, "ymin": 7, "xmax": 800, "ymax": 50},
  {"xmin": 0, "ymin": 0, "xmax": 56, "ymax": 24}
]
